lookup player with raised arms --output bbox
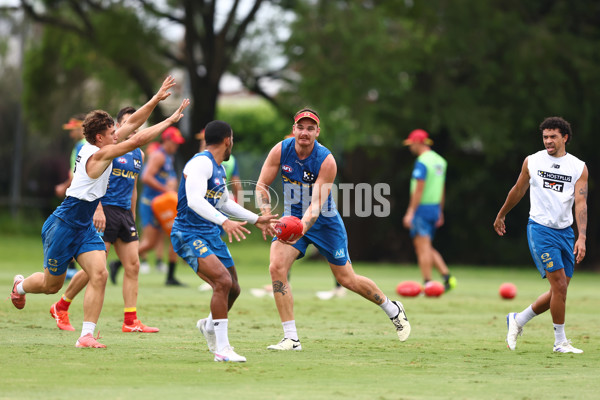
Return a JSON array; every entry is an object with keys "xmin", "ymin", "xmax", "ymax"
[{"xmin": 10, "ymin": 76, "xmax": 189, "ymax": 348}]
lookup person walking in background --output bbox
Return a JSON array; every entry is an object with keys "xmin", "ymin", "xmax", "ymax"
[
  {"xmin": 138, "ymin": 126, "xmax": 184, "ymax": 285},
  {"xmin": 256, "ymin": 107, "xmax": 411, "ymax": 351},
  {"xmin": 170, "ymin": 120, "xmax": 276, "ymax": 362},
  {"xmin": 403, "ymin": 129, "xmax": 456, "ymax": 291},
  {"xmin": 51, "ymin": 106, "xmax": 159, "ymax": 334},
  {"xmin": 494, "ymin": 116, "xmax": 588, "ymax": 354},
  {"xmin": 9, "ymin": 76, "xmax": 189, "ymax": 348},
  {"xmin": 54, "ymin": 114, "xmax": 87, "ymax": 198}
]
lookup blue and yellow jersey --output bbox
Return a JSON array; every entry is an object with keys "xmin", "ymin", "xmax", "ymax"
[
  {"xmin": 102, "ymin": 148, "xmax": 142, "ymax": 210},
  {"xmin": 172, "ymin": 151, "xmax": 227, "ymax": 236},
  {"xmin": 280, "ymin": 137, "xmax": 337, "ymax": 220}
]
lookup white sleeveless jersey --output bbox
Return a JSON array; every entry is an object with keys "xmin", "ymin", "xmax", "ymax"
[
  {"xmin": 527, "ymin": 150, "xmax": 585, "ymax": 229},
  {"xmin": 66, "ymin": 143, "xmax": 112, "ymax": 201}
]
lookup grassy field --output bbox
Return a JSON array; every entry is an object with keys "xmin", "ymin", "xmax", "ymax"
[{"xmin": 1, "ymin": 233, "xmax": 599, "ymax": 400}]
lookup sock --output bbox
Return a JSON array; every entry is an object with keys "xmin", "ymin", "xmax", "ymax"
[
  {"xmin": 81, "ymin": 321, "xmax": 96, "ymax": 337},
  {"xmin": 206, "ymin": 313, "xmax": 214, "ymax": 333},
  {"xmin": 167, "ymin": 262, "xmax": 176, "ymax": 280},
  {"xmin": 213, "ymin": 319, "xmax": 229, "ymax": 352},
  {"xmin": 112, "ymin": 260, "xmax": 122, "ymax": 268},
  {"xmin": 380, "ymin": 297, "xmax": 399, "ymax": 318},
  {"xmin": 282, "ymin": 320, "xmax": 299, "ymax": 341},
  {"xmin": 443, "ymin": 274, "xmax": 450, "ymax": 282},
  {"xmin": 335, "ymin": 280, "xmax": 342, "ymax": 288},
  {"xmin": 56, "ymin": 295, "xmax": 72, "ymax": 312},
  {"xmin": 553, "ymin": 323, "xmax": 567, "ymax": 344},
  {"xmin": 16, "ymin": 281, "xmax": 26, "ymax": 295},
  {"xmin": 515, "ymin": 305, "xmax": 537, "ymax": 327},
  {"xmin": 124, "ymin": 307, "xmax": 137, "ymax": 325},
  {"xmin": 156, "ymin": 258, "xmax": 163, "ymax": 266}
]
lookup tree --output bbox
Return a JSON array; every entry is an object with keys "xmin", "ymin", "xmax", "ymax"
[{"xmin": 16, "ymin": 0, "xmax": 293, "ymax": 158}]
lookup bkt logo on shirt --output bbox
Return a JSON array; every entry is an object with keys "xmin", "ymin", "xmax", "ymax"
[
  {"xmin": 543, "ymin": 179, "xmax": 564, "ymax": 192},
  {"xmin": 303, "ymin": 170, "xmax": 316, "ymax": 183},
  {"xmin": 117, "ymin": 157, "xmax": 127, "ymax": 164},
  {"xmin": 282, "ymin": 165, "xmax": 293, "ymax": 173}
]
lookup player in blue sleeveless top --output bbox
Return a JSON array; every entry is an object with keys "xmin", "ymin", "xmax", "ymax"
[
  {"xmin": 138, "ymin": 127, "xmax": 183, "ymax": 285},
  {"xmin": 10, "ymin": 76, "xmax": 189, "ymax": 348},
  {"xmin": 171, "ymin": 120, "xmax": 276, "ymax": 362},
  {"xmin": 256, "ymin": 108, "xmax": 411, "ymax": 351},
  {"xmin": 49, "ymin": 107, "xmax": 159, "ymax": 334}
]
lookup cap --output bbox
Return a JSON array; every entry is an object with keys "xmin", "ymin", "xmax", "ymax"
[
  {"xmin": 162, "ymin": 126, "xmax": 185, "ymax": 144},
  {"xmin": 403, "ymin": 129, "xmax": 433, "ymax": 146},
  {"xmin": 62, "ymin": 118, "xmax": 83, "ymax": 130},
  {"xmin": 294, "ymin": 111, "xmax": 320, "ymax": 127}
]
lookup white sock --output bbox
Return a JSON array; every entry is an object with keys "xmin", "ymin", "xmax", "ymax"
[
  {"xmin": 282, "ymin": 320, "xmax": 299, "ymax": 341},
  {"xmin": 213, "ymin": 319, "xmax": 229, "ymax": 352},
  {"xmin": 206, "ymin": 313, "xmax": 214, "ymax": 333},
  {"xmin": 16, "ymin": 281, "xmax": 26, "ymax": 295},
  {"xmin": 553, "ymin": 323, "xmax": 566, "ymax": 345},
  {"xmin": 380, "ymin": 297, "xmax": 398, "ymax": 318},
  {"xmin": 515, "ymin": 305, "xmax": 537, "ymax": 327},
  {"xmin": 81, "ymin": 321, "xmax": 96, "ymax": 337}
]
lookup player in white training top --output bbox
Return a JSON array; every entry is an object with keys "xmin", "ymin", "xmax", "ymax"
[
  {"xmin": 494, "ymin": 116, "xmax": 588, "ymax": 354},
  {"xmin": 9, "ymin": 76, "xmax": 189, "ymax": 348}
]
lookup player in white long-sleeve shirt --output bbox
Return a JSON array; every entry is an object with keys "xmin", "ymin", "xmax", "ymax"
[
  {"xmin": 494, "ymin": 116, "xmax": 588, "ymax": 354},
  {"xmin": 170, "ymin": 120, "xmax": 276, "ymax": 362},
  {"xmin": 9, "ymin": 76, "xmax": 189, "ymax": 348}
]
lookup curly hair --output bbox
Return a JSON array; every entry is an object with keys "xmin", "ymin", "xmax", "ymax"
[
  {"xmin": 539, "ymin": 117, "xmax": 572, "ymax": 144},
  {"xmin": 83, "ymin": 110, "xmax": 114, "ymax": 144}
]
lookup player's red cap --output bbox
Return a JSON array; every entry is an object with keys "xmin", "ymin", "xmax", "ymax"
[
  {"xmin": 162, "ymin": 126, "xmax": 185, "ymax": 144},
  {"xmin": 294, "ymin": 111, "xmax": 320, "ymax": 127},
  {"xmin": 403, "ymin": 129, "xmax": 433, "ymax": 145},
  {"xmin": 62, "ymin": 118, "xmax": 83, "ymax": 130}
]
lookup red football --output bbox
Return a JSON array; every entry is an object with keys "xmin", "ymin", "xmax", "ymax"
[
  {"xmin": 499, "ymin": 282, "xmax": 517, "ymax": 299},
  {"xmin": 396, "ymin": 281, "xmax": 422, "ymax": 297},
  {"xmin": 424, "ymin": 281, "xmax": 445, "ymax": 297},
  {"xmin": 275, "ymin": 216, "xmax": 303, "ymax": 241}
]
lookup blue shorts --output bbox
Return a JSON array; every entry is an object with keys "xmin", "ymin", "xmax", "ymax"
[
  {"xmin": 527, "ymin": 219, "xmax": 575, "ymax": 279},
  {"xmin": 41, "ymin": 215, "xmax": 105, "ymax": 276},
  {"xmin": 410, "ymin": 214, "xmax": 437, "ymax": 239},
  {"xmin": 171, "ymin": 229, "xmax": 234, "ymax": 272},
  {"xmin": 139, "ymin": 197, "xmax": 159, "ymax": 228},
  {"xmin": 287, "ymin": 214, "xmax": 350, "ymax": 266}
]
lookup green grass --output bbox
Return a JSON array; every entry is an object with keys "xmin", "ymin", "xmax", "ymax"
[{"xmin": 1, "ymin": 233, "xmax": 599, "ymax": 400}]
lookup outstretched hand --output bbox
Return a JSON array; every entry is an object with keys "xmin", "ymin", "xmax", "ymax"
[
  {"xmin": 154, "ymin": 75, "xmax": 177, "ymax": 102},
  {"xmin": 255, "ymin": 214, "xmax": 279, "ymax": 240},
  {"xmin": 168, "ymin": 98, "xmax": 191, "ymax": 124},
  {"xmin": 222, "ymin": 219, "xmax": 251, "ymax": 243}
]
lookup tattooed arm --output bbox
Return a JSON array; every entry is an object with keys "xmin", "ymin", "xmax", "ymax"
[{"xmin": 573, "ymin": 165, "xmax": 588, "ymax": 263}]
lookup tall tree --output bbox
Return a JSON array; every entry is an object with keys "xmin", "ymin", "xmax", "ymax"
[{"xmin": 17, "ymin": 0, "xmax": 292, "ymax": 157}]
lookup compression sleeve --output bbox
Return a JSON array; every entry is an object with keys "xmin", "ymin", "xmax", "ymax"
[
  {"xmin": 184, "ymin": 156, "xmax": 228, "ymax": 226},
  {"xmin": 220, "ymin": 195, "xmax": 259, "ymax": 224}
]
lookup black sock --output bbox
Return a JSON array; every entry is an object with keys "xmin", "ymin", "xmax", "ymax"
[{"xmin": 167, "ymin": 262, "xmax": 176, "ymax": 280}]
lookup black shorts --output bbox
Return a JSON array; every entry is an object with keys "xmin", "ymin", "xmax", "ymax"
[{"xmin": 102, "ymin": 205, "xmax": 139, "ymax": 244}]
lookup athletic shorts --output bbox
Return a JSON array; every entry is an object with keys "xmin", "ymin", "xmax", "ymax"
[
  {"xmin": 102, "ymin": 205, "xmax": 139, "ymax": 244},
  {"xmin": 286, "ymin": 214, "xmax": 350, "ymax": 266},
  {"xmin": 409, "ymin": 214, "xmax": 437, "ymax": 239},
  {"xmin": 41, "ymin": 214, "xmax": 105, "ymax": 276},
  {"xmin": 527, "ymin": 219, "xmax": 575, "ymax": 279},
  {"xmin": 170, "ymin": 228, "xmax": 234, "ymax": 272},
  {"xmin": 139, "ymin": 197, "xmax": 159, "ymax": 228}
]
